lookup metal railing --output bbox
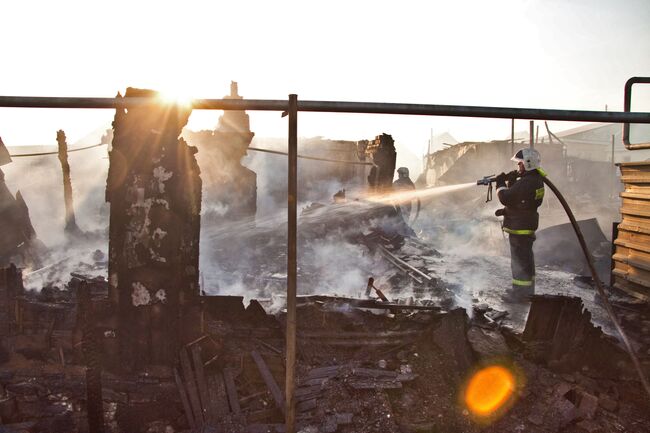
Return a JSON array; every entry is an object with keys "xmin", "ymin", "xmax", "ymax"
[
  {"xmin": 2, "ymin": 95, "xmax": 650, "ymax": 123},
  {"xmin": 623, "ymin": 76, "xmax": 650, "ymax": 149}
]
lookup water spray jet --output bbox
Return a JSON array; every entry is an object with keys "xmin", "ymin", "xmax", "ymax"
[{"xmin": 362, "ymin": 182, "xmax": 475, "ymax": 206}]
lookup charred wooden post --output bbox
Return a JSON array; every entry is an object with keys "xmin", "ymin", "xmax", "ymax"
[
  {"xmin": 0, "ymin": 264, "xmax": 23, "ymax": 335},
  {"xmin": 106, "ymin": 88, "xmax": 202, "ymax": 369},
  {"xmin": 56, "ymin": 130, "xmax": 82, "ymax": 235},
  {"xmin": 78, "ymin": 281, "xmax": 105, "ymax": 433}
]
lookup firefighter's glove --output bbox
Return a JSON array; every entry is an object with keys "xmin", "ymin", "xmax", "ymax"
[
  {"xmin": 495, "ymin": 208, "xmax": 505, "ymax": 217},
  {"xmin": 505, "ymin": 170, "xmax": 519, "ymax": 185},
  {"xmin": 495, "ymin": 172, "xmax": 507, "ymax": 189}
]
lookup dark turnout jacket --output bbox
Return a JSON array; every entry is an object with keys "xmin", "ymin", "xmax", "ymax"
[
  {"xmin": 497, "ymin": 169, "xmax": 545, "ymax": 234},
  {"xmin": 393, "ymin": 177, "xmax": 415, "ymax": 191}
]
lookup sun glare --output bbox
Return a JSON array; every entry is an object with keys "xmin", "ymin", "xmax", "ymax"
[
  {"xmin": 464, "ymin": 365, "xmax": 516, "ymax": 418},
  {"xmin": 156, "ymin": 89, "xmax": 194, "ymax": 107}
]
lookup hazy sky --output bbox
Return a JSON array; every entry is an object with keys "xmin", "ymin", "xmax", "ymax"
[{"xmin": 1, "ymin": 0, "xmax": 649, "ymax": 155}]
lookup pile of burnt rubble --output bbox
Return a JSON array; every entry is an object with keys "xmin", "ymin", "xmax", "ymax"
[
  {"xmin": 203, "ymin": 200, "xmax": 454, "ymax": 304},
  {"xmin": 1, "ymin": 266, "xmax": 650, "ymax": 433},
  {"xmin": 1, "ymin": 202, "xmax": 650, "ymax": 432}
]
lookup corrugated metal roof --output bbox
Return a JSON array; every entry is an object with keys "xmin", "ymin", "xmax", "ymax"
[{"xmin": 554, "ymin": 122, "xmax": 613, "ymax": 138}]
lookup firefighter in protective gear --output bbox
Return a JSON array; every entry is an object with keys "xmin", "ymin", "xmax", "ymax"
[
  {"xmin": 495, "ymin": 148, "xmax": 545, "ymax": 302},
  {"xmin": 394, "ymin": 167, "xmax": 415, "ymax": 189},
  {"xmin": 393, "ymin": 167, "xmax": 416, "ymax": 220}
]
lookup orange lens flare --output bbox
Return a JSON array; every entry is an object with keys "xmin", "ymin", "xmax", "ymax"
[{"xmin": 464, "ymin": 365, "xmax": 515, "ymax": 417}]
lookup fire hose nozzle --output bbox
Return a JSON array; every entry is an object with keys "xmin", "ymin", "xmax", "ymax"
[{"xmin": 477, "ymin": 174, "xmax": 496, "ymax": 186}]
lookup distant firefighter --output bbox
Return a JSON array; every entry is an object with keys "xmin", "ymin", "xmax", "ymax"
[
  {"xmin": 394, "ymin": 167, "xmax": 415, "ymax": 190},
  {"xmin": 393, "ymin": 167, "xmax": 416, "ymax": 220},
  {"xmin": 333, "ymin": 189, "xmax": 346, "ymax": 204}
]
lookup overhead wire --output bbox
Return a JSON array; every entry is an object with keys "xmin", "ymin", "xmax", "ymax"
[
  {"xmin": 247, "ymin": 146, "xmax": 374, "ymax": 165},
  {"xmin": 8, "ymin": 142, "xmax": 375, "ymax": 166},
  {"xmin": 9, "ymin": 142, "xmax": 107, "ymax": 157}
]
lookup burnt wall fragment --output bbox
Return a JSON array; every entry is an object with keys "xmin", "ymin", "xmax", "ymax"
[
  {"xmin": 187, "ymin": 81, "xmax": 257, "ymax": 222},
  {"xmin": 106, "ymin": 88, "xmax": 202, "ymax": 369},
  {"xmin": 358, "ymin": 133, "xmax": 396, "ymax": 192},
  {"xmin": 0, "ymin": 138, "xmax": 44, "ymax": 269},
  {"xmin": 522, "ymin": 295, "xmax": 630, "ymax": 377}
]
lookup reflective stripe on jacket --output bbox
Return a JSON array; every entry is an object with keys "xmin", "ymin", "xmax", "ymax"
[{"xmin": 497, "ymin": 169, "xmax": 544, "ymax": 232}]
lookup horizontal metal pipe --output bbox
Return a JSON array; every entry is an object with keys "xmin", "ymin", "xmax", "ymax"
[
  {"xmin": 193, "ymin": 99, "xmax": 287, "ymax": 111},
  {"xmin": 297, "ymin": 100, "xmax": 650, "ymax": 123},
  {"xmin": 0, "ymin": 96, "xmax": 287, "ymax": 111},
  {"xmin": 1, "ymin": 95, "xmax": 650, "ymax": 123}
]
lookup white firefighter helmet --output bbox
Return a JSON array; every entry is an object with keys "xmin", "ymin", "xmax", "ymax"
[{"xmin": 511, "ymin": 148, "xmax": 541, "ymax": 171}]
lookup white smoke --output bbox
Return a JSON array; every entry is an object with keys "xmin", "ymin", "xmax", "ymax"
[
  {"xmin": 300, "ymin": 234, "xmax": 385, "ymax": 298},
  {"xmin": 3, "ymin": 142, "xmax": 109, "ymax": 246}
]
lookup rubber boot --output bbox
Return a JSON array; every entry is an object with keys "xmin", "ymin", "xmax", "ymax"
[{"xmin": 501, "ymin": 286, "xmax": 534, "ymax": 303}]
